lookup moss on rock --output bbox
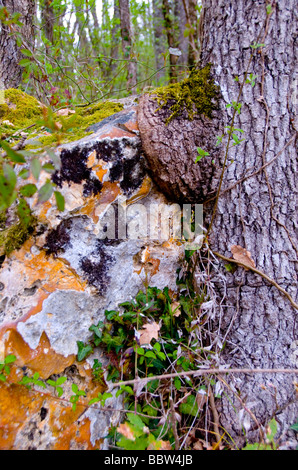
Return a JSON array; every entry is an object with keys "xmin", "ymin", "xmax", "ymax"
[
  {"xmin": 0, "ymin": 204, "xmax": 37, "ymax": 257},
  {"xmin": 0, "ymin": 89, "xmax": 43, "ymax": 129},
  {"xmin": 153, "ymin": 64, "xmax": 220, "ymax": 124}
]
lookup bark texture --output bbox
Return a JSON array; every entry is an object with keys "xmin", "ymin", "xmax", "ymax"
[
  {"xmin": 138, "ymin": 92, "xmax": 223, "ymax": 204},
  {"xmin": 199, "ymin": 0, "xmax": 298, "ymax": 446},
  {"xmin": 138, "ymin": 0, "xmax": 297, "ymax": 447},
  {"xmin": 0, "ymin": 0, "xmax": 35, "ymax": 89}
]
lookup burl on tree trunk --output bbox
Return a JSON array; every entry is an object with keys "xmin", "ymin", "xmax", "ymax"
[{"xmin": 138, "ymin": 0, "xmax": 297, "ymax": 448}]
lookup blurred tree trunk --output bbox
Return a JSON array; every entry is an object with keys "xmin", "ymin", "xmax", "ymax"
[
  {"xmin": 174, "ymin": 0, "xmax": 188, "ymax": 74},
  {"xmin": 152, "ymin": 0, "xmax": 167, "ymax": 84},
  {"xmin": 110, "ymin": 0, "xmax": 121, "ymax": 74},
  {"xmin": 162, "ymin": 0, "xmax": 178, "ymax": 83},
  {"xmin": 0, "ymin": 0, "xmax": 35, "ymax": 89},
  {"xmin": 40, "ymin": 0, "xmax": 54, "ymax": 46},
  {"xmin": 186, "ymin": 0, "xmax": 199, "ymax": 68},
  {"xmin": 118, "ymin": 0, "xmax": 137, "ymax": 92}
]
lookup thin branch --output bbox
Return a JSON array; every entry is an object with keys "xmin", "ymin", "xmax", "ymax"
[
  {"xmin": 109, "ymin": 368, "xmax": 298, "ymax": 390},
  {"xmin": 213, "ymin": 251, "xmax": 298, "ymax": 310}
]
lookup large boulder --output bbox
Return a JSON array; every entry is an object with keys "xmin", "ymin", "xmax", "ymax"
[{"xmin": 0, "ymin": 103, "xmax": 185, "ymax": 449}]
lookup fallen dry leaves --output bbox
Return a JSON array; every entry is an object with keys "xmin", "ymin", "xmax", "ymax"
[
  {"xmin": 138, "ymin": 322, "xmax": 160, "ymax": 345},
  {"xmin": 231, "ymin": 244, "xmax": 256, "ymax": 270},
  {"xmin": 117, "ymin": 423, "xmax": 135, "ymax": 441},
  {"xmin": 56, "ymin": 108, "xmax": 75, "ymax": 116}
]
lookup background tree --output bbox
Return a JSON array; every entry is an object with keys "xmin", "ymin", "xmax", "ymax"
[{"xmin": 118, "ymin": 0, "xmax": 137, "ymax": 91}]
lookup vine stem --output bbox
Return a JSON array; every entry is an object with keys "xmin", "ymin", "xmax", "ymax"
[
  {"xmin": 213, "ymin": 251, "xmax": 298, "ymax": 310},
  {"xmin": 109, "ymin": 368, "xmax": 298, "ymax": 390}
]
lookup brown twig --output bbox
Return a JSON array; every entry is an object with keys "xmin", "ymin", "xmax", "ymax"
[
  {"xmin": 213, "ymin": 250, "xmax": 298, "ymax": 310},
  {"xmin": 110, "ymin": 367, "xmax": 298, "ymax": 390}
]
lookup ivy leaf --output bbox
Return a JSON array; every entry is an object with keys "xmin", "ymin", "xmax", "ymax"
[
  {"xmin": 0, "ymin": 140, "xmax": 26, "ymax": 163},
  {"xmin": 54, "ymin": 191, "xmax": 65, "ymax": 212},
  {"xmin": 77, "ymin": 341, "xmax": 93, "ymax": 361},
  {"xmin": 19, "ymin": 183, "xmax": 37, "ymax": 198},
  {"xmin": 30, "ymin": 158, "xmax": 42, "ymax": 180},
  {"xmin": 37, "ymin": 180, "xmax": 53, "ymax": 204}
]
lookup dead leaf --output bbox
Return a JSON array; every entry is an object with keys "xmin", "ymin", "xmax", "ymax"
[
  {"xmin": 160, "ymin": 440, "xmax": 172, "ymax": 450},
  {"xmin": 138, "ymin": 322, "xmax": 160, "ymax": 345},
  {"xmin": 170, "ymin": 301, "xmax": 181, "ymax": 317},
  {"xmin": 56, "ymin": 108, "xmax": 75, "ymax": 116},
  {"xmin": 117, "ymin": 423, "xmax": 135, "ymax": 441},
  {"xmin": 231, "ymin": 244, "xmax": 256, "ymax": 270},
  {"xmin": 193, "ymin": 440, "xmax": 204, "ymax": 450},
  {"xmin": 196, "ymin": 391, "xmax": 208, "ymax": 410},
  {"xmin": 54, "ymin": 122, "xmax": 63, "ymax": 130},
  {"xmin": 147, "ymin": 439, "xmax": 172, "ymax": 450}
]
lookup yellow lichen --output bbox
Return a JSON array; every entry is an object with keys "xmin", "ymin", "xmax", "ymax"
[{"xmin": 153, "ymin": 64, "xmax": 220, "ymax": 124}]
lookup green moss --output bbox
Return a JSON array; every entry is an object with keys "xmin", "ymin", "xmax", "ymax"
[
  {"xmin": 0, "ymin": 89, "xmax": 43, "ymax": 129},
  {"xmin": 0, "ymin": 89, "xmax": 124, "ymax": 149},
  {"xmin": 0, "ymin": 205, "xmax": 37, "ymax": 256},
  {"xmin": 25, "ymin": 100, "xmax": 124, "ymax": 149},
  {"xmin": 152, "ymin": 64, "xmax": 220, "ymax": 124}
]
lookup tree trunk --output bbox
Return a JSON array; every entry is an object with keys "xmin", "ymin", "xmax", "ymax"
[
  {"xmin": 138, "ymin": 0, "xmax": 298, "ymax": 448},
  {"xmin": 152, "ymin": 0, "xmax": 167, "ymax": 84},
  {"xmin": 118, "ymin": 0, "xmax": 137, "ymax": 92},
  {"xmin": 186, "ymin": 0, "xmax": 199, "ymax": 68},
  {"xmin": 199, "ymin": 0, "xmax": 298, "ymax": 447},
  {"xmin": 0, "ymin": 0, "xmax": 35, "ymax": 89},
  {"xmin": 174, "ymin": 0, "xmax": 188, "ymax": 75},
  {"xmin": 40, "ymin": 0, "xmax": 54, "ymax": 46},
  {"xmin": 162, "ymin": 0, "xmax": 178, "ymax": 83},
  {"xmin": 109, "ymin": 0, "xmax": 121, "ymax": 74}
]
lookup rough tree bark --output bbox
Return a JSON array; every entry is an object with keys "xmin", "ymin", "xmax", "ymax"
[
  {"xmin": 0, "ymin": 0, "xmax": 35, "ymax": 89},
  {"xmin": 199, "ymin": 0, "xmax": 298, "ymax": 447},
  {"xmin": 138, "ymin": 0, "xmax": 298, "ymax": 447}
]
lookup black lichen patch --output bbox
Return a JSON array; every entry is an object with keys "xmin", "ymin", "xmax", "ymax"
[
  {"xmin": 83, "ymin": 178, "xmax": 103, "ymax": 198},
  {"xmin": 52, "ymin": 146, "xmax": 91, "ymax": 187},
  {"xmin": 80, "ymin": 240, "xmax": 115, "ymax": 295},
  {"xmin": 44, "ymin": 220, "xmax": 72, "ymax": 255},
  {"xmin": 120, "ymin": 154, "xmax": 147, "ymax": 194},
  {"xmin": 93, "ymin": 139, "xmax": 123, "ymax": 163}
]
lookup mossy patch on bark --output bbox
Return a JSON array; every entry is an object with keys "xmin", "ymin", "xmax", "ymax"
[{"xmin": 152, "ymin": 64, "xmax": 220, "ymax": 124}]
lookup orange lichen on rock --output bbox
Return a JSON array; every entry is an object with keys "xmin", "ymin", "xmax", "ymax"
[
  {"xmin": 0, "ymin": 383, "xmax": 45, "ymax": 449},
  {"xmin": 5, "ymin": 239, "xmax": 87, "ymax": 294},
  {"xmin": 3, "ymin": 330, "xmax": 76, "ymax": 379}
]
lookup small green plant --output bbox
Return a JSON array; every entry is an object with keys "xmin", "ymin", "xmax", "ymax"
[
  {"xmin": 19, "ymin": 372, "xmax": 46, "ymax": 390},
  {"xmin": 88, "ymin": 391, "xmax": 113, "ymax": 407},
  {"xmin": 195, "ymin": 147, "xmax": 209, "ymax": 162},
  {"xmin": 46, "ymin": 376, "xmax": 67, "ymax": 398},
  {"xmin": 69, "ymin": 383, "xmax": 86, "ymax": 411},
  {"xmin": 0, "ymin": 354, "xmax": 16, "ymax": 382},
  {"xmin": 243, "ymin": 419, "xmax": 279, "ymax": 450}
]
